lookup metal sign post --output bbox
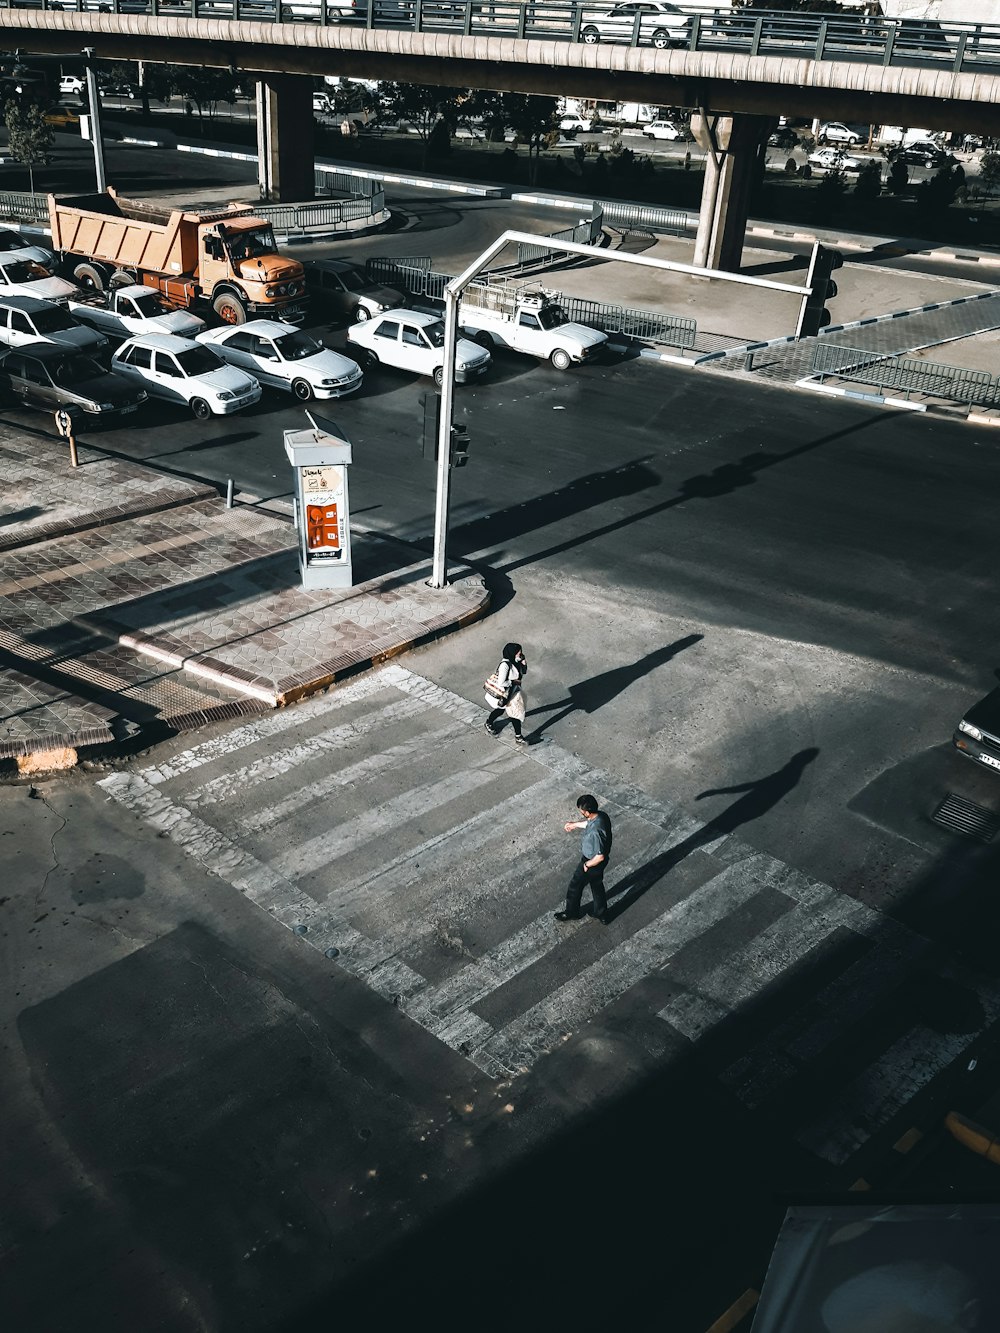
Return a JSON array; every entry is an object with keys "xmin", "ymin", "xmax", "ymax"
[
  {"xmin": 54, "ymin": 408, "xmax": 78, "ymax": 467},
  {"xmin": 284, "ymin": 411, "xmax": 354, "ymax": 589}
]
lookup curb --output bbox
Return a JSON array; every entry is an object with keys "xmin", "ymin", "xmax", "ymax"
[{"xmin": 793, "ymin": 376, "xmax": 928, "ymax": 411}]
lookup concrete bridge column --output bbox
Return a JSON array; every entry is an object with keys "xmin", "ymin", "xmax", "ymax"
[
  {"xmin": 256, "ymin": 74, "xmax": 315, "ymax": 203},
  {"xmin": 690, "ymin": 113, "xmax": 774, "ymax": 272}
]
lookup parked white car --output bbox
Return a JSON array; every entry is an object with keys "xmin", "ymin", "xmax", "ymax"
[
  {"xmin": 559, "ymin": 113, "xmax": 596, "ymax": 133},
  {"xmin": 807, "ymin": 147, "xmax": 864, "ymax": 172},
  {"xmin": 347, "ymin": 309, "xmax": 490, "ymax": 386},
  {"xmin": 0, "ymin": 252, "xmax": 78, "ymax": 306},
  {"xmin": 197, "ymin": 320, "xmax": 362, "ymax": 400},
  {"xmin": 818, "ymin": 121, "xmax": 863, "ymax": 145},
  {"xmin": 111, "ymin": 333, "xmax": 261, "ymax": 419},
  {"xmin": 643, "ymin": 119, "xmax": 684, "ymax": 140},
  {"xmin": 0, "ymin": 295, "xmax": 108, "ymax": 355},
  {"xmin": 581, "ymin": 1, "xmax": 690, "ymax": 49},
  {"xmin": 59, "ymin": 73, "xmax": 85, "ymax": 96}
]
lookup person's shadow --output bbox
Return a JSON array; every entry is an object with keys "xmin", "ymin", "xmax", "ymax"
[
  {"xmin": 605, "ymin": 748, "xmax": 820, "ymax": 922},
  {"xmin": 527, "ymin": 634, "xmax": 703, "ymax": 741}
]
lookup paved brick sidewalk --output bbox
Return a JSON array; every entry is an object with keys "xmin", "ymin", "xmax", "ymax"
[{"xmin": 0, "ymin": 438, "xmax": 489, "ymax": 772}]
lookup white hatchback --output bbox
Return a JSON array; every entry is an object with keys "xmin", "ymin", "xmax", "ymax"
[
  {"xmin": 347, "ymin": 309, "xmax": 490, "ymax": 386},
  {"xmin": 644, "ymin": 120, "xmax": 684, "ymax": 140},
  {"xmin": 111, "ymin": 333, "xmax": 261, "ymax": 419},
  {"xmin": 197, "ymin": 320, "xmax": 363, "ymax": 401},
  {"xmin": 0, "ymin": 252, "xmax": 78, "ymax": 306}
]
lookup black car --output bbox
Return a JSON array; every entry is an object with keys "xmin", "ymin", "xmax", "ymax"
[
  {"xmin": 0, "ymin": 344, "xmax": 147, "ymax": 420},
  {"xmin": 954, "ymin": 689, "xmax": 1000, "ymax": 775},
  {"xmin": 895, "ymin": 142, "xmax": 951, "ymax": 168}
]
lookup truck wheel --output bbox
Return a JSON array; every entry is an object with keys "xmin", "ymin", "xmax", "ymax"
[
  {"xmin": 213, "ymin": 293, "xmax": 247, "ymax": 325},
  {"xmin": 549, "ymin": 347, "xmax": 573, "ymax": 371},
  {"xmin": 109, "ymin": 268, "xmax": 137, "ymax": 290},
  {"xmin": 74, "ymin": 262, "xmax": 108, "ymax": 292},
  {"xmin": 291, "ymin": 378, "xmax": 313, "ymax": 401},
  {"xmin": 473, "ymin": 331, "xmax": 494, "ymax": 352},
  {"xmin": 190, "ymin": 397, "xmax": 212, "ymax": 421}
]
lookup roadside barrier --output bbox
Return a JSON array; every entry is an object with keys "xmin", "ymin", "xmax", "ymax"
[{"xmin": 812, "ymin": 342, "xmax": 1000, "ymax": 406}]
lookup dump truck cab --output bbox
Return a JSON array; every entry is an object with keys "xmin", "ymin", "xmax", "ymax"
[{"xmin": 202, "ymin": 218, "xmax": 306, "ymax": 325}]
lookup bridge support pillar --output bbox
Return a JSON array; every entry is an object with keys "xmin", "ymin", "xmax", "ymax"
[
  {"xmin": 690, "ymin": 113, "xmax": 774, "ymax": 273},
  {"xmin": 256, "ymin": 74, "xmax": 314, "ymax": 203}
]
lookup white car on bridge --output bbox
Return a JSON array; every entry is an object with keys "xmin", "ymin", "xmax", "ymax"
[{"xmin": 580, "ymin": 1, "xmax": 691, "ymax": 49}]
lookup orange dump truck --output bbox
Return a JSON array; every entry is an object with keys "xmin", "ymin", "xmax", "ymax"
[{"xmin": 48, "ymin": 189, "xmax": 307, "ymax": 325}]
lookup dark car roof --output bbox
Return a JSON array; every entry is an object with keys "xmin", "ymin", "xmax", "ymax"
[
  {"xmin": 0, "ymin": 294, "xmax": 55, "ymax": 313},
  {"xmin": 963, "ymin": 687, "xmax": 1000, "ymax": 733},
  {"xmin": 0, "ymin": 342, "xmax": 79, "ymax": 361}
]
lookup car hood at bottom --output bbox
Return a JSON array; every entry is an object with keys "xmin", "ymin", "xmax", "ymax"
[
  {"xmin": 69, "ymin": 372, "xmax": 147, "ymax": 407},
  {"xmin": 48, "ymin": 326, "xmax": 107, "ymax": 352},
  {"xmin": 559, "ymin": 322, "xmax": 608, "ymax": 350}
]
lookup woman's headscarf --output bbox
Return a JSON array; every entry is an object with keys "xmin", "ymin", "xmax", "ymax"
[{"xmin": 502, "ymin": 642, "xmax": 522, "ymax": 663}]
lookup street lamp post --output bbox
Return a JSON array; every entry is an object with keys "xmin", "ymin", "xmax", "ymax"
[
  {"xmin": 428, "ymin": 230, "xmax": 811, "ymax": 590},
  {"xmin": 82, "ymin": 47, "xmax": 107, "ymax": 194}
]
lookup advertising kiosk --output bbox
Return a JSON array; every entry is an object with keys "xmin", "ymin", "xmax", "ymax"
[{"xmin": 284, "ymin": 412, "xmax": 354, "ymax": 590}]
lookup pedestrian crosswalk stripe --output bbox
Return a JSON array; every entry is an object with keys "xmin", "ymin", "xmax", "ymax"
[
  {"xmin": 184, "ymin": 696, "xmax": 432, "ymax": 811},
  {"xmin": 100, "ymin": 664, "xmax": 998, "ymax": 1166},
  {"xmin": 272, "ymin": 749, "xmax": 525, "ymax": 881},
  {"xmin": 139, "ymin": 672, "xmax": 392, "ymax": 785}
]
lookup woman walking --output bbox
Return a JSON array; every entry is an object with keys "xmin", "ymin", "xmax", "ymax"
[{"xmin": 485, "ymin": 642, "xmax": 528, "ymax": 746}]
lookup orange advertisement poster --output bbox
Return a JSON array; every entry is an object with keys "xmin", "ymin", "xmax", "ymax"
[{"xmin": 301, "ymin": 465, "xmax": 345, "ymax": 556}]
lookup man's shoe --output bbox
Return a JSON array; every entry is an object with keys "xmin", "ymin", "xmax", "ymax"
[
  {"xmin": 484, "ymin": 722, "xmax": 499, "ymax": 737},
  {"xmin": 554, "ymin": 911, "xmax": 579, "ymax": 923},
  {"xmin": 592, "ymin": 911, "xmax": 609, "ymax": 926},
  {"xmin": 514, "ymin": 733, "xmax": 528, "ymax": 746}
]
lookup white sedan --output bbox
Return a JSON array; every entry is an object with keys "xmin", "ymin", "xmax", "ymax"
[
  {"xmin": 580, "ymin": 1, "xmax": 690, "ymax": 48},
  {"xmin": 111, "ymin": 333, "xmax": 261, "ymax": 419},
  {"xmin": 197, "ymin": 320, "xmax": 362, "ymax": 401},
  {"xmin": 807, "ymin": 147, "xmax": 864, "ymax": 172},
  {"xmin": 0, "ymin": 251, "xmax": 78, "ymax": 305},
  {"xmin": 347, "ymin": 309, "xmax": 490, "ymax": 386},
  {"xmin": 644, "ymin": 120, "xmax": 684, "ymax": 140}
]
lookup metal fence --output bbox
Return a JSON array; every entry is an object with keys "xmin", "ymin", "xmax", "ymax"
[
  {"xmin": 0, "ymin": 192, "xmax": 50, "ymax": 224},
  {"xmin": 7, "ymin": 0, "xmax": 1000, "ymax": 77},
  {"xmin": 603, "ymin": 200, "xmax": 690, "ymax": 237},
  {"xmin": 257, "ymin": 189, "xmax": 386, "ymax": 231},
  {"xmin": 515, "ymin": 203, "xmax": 604, "ymax": 266},
  {"xmin": 812, "ymin": 342, "xmax": 1000, "ymax": 406},
  {"xmin": 313, "ymin": 168, "xmax": 381, "ymax": 198},
  {"xmin": 560, "ymin": 295, "xmax": 697, "ymax": 348}
]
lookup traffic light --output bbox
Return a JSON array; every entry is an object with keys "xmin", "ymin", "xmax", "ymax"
[
  {"xmin": 798, "ymin": 243, "xmax": 844, "ymax": 337},
  {"xmin": 450, "ymin": 424, "xmax": 470, "ymax": 468}
]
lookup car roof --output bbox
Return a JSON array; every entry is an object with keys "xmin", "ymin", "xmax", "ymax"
[
  {"xmin": 964, "ymin": 688, "xmax": 1000, "ymax": 732},
  {"xmin": 221, "ymin": 319, "xmax": 297, "ymax": 336},
  {"xmin": 0, "ymin": 294, "xmax": 55, "ymax": 312},
  {"xmin": 0, "ymin": 342, "xmax": 81, "ymax": 361},
  {"xmin": 306, "ymin": 258, "xmax": 361, "ymax": 275},
  {"xmin": 116, "ymin": 332, "xmax": 201, "ymax": 352},
  {"xmin": 0, "ymin": 250, "xmax": 41, "ymax": 266},
  {"xmin": 378, "ymin": 309, "xmax": 437, "ymax": 326},
  {"xmin": 113, "ymin": 284, "xmax": 158, "ymax": 299}
]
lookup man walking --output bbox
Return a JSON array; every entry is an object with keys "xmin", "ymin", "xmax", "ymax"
[{"xmin": 555, "ymin": 794, "xmax": 613, "ymax": 926}]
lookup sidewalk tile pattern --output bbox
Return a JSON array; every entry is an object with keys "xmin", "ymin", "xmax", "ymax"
[{"xmin": 0, "ymin": 431, "xmax": 216, "ymax": 552}]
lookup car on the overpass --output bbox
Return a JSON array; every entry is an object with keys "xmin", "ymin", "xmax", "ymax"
[
  {"xmin": 955, "ymin": 689, "xmax": 1000, "ymax": 774},
  {"xmin": 818, "ymin": 121, "xmax": 864, "ymax": 145},
  {"xmin": 197, "ymin": 320, "xmax": 363, "ymax": 401},
  {"xmin": 346, "ymin": 309, "xmax": 490, "ymax": 386},
  {"xmin": 0, "ymin": 344, "xmax": 146, "ymax": 422},
  {"xmin": 580, "ymin": 1, "xmax": 691, "ymax": 49},
  {"xmin": 807, "ymin": 147, "xmax": 864, "ymax": 173}
]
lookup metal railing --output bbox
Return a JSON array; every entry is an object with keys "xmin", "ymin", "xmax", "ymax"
[
  {"xmin": 515, "ymin": 203, "xmax": 603, "ymax": 265},
  {"xmin": 256, "ymin": 191, "xmax": 385, "ymax": 230},
  {"xmin": 5, "ymin": 2, "xmax": 999, "ymax": 77},
  {"xmin": 603, "ymin": 200, "xmax": 689, "ymax": 237},
  {"xmin": 313, "ymin": 167, "xmax": 381, "ymax": 197},
  {"xmin": 559, "ymin": 294, "xmax": 697, "ymax": 347},
  {"xmin": 0, "ymin": 191, "xmax": 50, "ymax": 224},
  {"xmin": 812, "ymin": 343, "xmax": 1000, "ymax": 406}
]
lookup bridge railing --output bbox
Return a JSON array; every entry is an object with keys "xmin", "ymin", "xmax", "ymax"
[
  {"xmin": 0, "ymin": 191, "xmax": 50, "ymax": 224},
  {"xmin": 5, "ymin": 1, "xmax": 1000, "ymax": 77}
]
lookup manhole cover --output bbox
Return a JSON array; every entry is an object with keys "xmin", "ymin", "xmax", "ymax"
[{"xmin": 931, "ymin": 793, "xmax": 1000, "ymax": 843}]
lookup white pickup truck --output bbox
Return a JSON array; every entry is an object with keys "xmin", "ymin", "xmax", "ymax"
[
  {"xmin": 66, "ymin": 285, "xmax": 206, "ymax": 340},
  {"xmin": 459, "ymin": 286, "xmax": 607, "ymax": 369}
]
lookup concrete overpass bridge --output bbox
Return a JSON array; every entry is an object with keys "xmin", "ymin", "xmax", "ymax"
[{"xmin": 4, "ymin": 2, "xmax": 1000, "ymax": 265}]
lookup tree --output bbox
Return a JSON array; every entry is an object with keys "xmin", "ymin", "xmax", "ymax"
[
  {"xmin": 887, "ymin": 156, "xmax": 909, "ymax": 196},
  {"xmin": 169, "ymin": 67, "xmax": 239, "ymax": 131},
  {"xmin": 501, "ymin": 93, "xmax": 558, "ymax": 184},
  {"xmin": 916, "ymin": 163, "xmax": 960, "ymax": 217},
  {"xmin": 815, "ymin": 167, "xmax": 847, "ymax": 217},
  {"xmin": 979, "ymin": 150, "xmax": 1000, "ymax": 196},
  {"xmin": 853, "ymin": 159, "xmax": 882, "ymax": 203},
  {"xmin": 3, "ymin": 99, "xmax": 54, "ymax": 195},
  {"xmin": 464, "ymin": 89, "xmax": 508, "ymax": 143},
  {"xmin": 378, "ymin": 82, "xmax": 464, "ymax": 165}
]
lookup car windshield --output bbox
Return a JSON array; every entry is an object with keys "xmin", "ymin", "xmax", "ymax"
[
  {"xmin": 132, "ymin": 292, "xmax": 171, "ymax": 316},
  {"xmin": 32, "ymin": 307, "xmax": 75, "ymax": 333},
  {"xmin": 335, "ymin": 268, "xmax": 365, "ymax": 292},
  {"xmin": 175, "ymin": 345, "xmax": 223, "ymax": 376},
  {"xmin": 227, "ymin": 227, "xmax": 277, "ymax": 262},
  {"xmin": 537, "ymin": 305, "xmax": 568, "ymax": 331},
  {"xmin": 273, "ymin": 330, "xmax": 321, "ymax": 361},
  {"xmin": 51, "ymin": 355, "xmax": 102, "ymax": 385},
  {"xmin": 420, "ymin": 321, "xmax": 446, "ymax": 348},
  {"xmin": 1, "ymin": 261, "xmax": 37, "ymax": 283}
]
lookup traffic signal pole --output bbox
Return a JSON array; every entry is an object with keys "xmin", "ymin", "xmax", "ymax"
[{"xmin": 428, "ymin": 231, "xmax": 810, "ymax": 589}]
